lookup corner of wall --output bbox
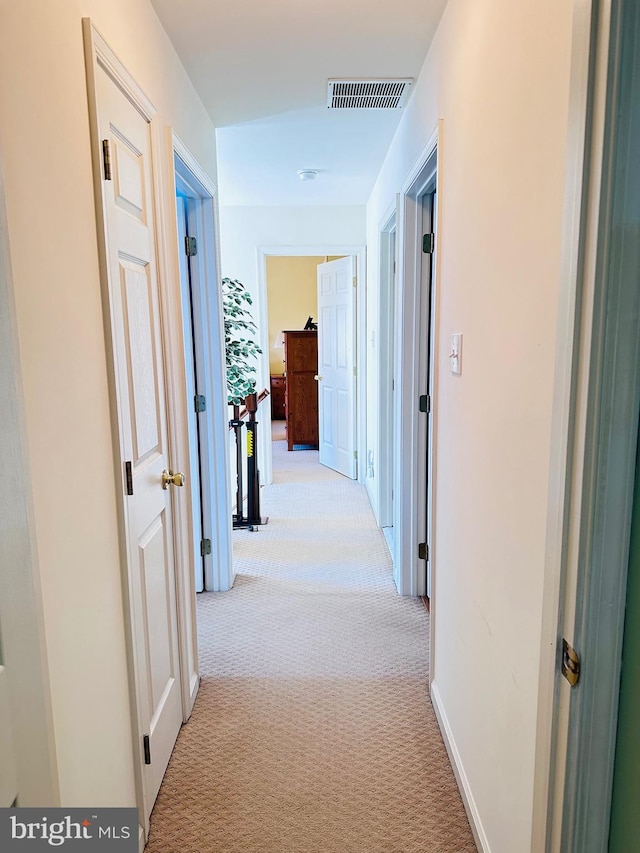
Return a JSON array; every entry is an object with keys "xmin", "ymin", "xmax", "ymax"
[{"xmin": 430, "ymin": 681, "xmax": 492, "ymax": 853}]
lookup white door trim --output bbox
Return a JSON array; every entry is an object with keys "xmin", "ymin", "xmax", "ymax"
[
  {"xmin": 256, "ymin": 245, "xmax": 366, "ymax": 487},
  {"xmin": 167, "ymin": 133, "xmax": 234, "ymax": 715},
  {"xmin": 0, "ymin": 145, "xmax": 59, "ymax": 807},
  {"xmin": 543, "ymin": 2, "xmax": 640, "ymax": 850},
  {"xmin": 530, "ymin": 2, "xmax": 609, "ymax": 849},
  {"xmin": 166, "ymin": 134, "xmax": 233, "ymax": 723},
  {"xmin": 170, "ymin": 134, "xmax": 234, "ymax": 597},
  {"xmin": 395, "ymin": 123, "xmax": 441, "ymax": 603},
  {"xmin": 377, "ymin": 201, "xmax": 398, "ymax": 531}
]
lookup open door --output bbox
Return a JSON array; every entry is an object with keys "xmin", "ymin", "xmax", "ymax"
[{"xmin": 317, "ymin": 256, "xmax": 357, "ymax": 479}]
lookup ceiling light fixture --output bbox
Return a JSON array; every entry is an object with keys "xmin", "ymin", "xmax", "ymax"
[{"xmin": 297, "ymin": 169, "xmax": 319, "ymax": 182}]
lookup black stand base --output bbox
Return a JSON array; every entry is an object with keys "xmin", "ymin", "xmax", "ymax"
[
  {"xmin": 231, "ymin": 392, "xmax": 268, "ymax": 532},
  {"xmin": 233, "ymin": 516, "xmax": 269, "ymax": 532}
]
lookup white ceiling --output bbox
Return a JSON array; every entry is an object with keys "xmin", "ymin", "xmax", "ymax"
[{"xmin": 150, "ymin": 0, "xmax": 448, "ymax": 206}]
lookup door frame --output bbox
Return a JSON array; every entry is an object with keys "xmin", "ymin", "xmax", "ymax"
[
  {"xmin": 530, "ymin": 0, "xmax": 604, "ymax": 844},
  {"xmin": 170, "ymin": 134, "xmax": 234, "ymax": 598},
  {"xmin": 174, "ymin": 191, "xmax": 204, "ymax": 593},
  {"xmin": 376, "ymin": 203, "xmax": 398, "ymax": 532},
  {"xmin": 256, "ymin": 245, "xmax": 366, "ymax": 487},
  {"xmin": 548, "ymin": 1, "xmax": 640, "ymax": 849},
  {"xmin": 395, "ymin": 124, "xmax": 441, "ymax": 606},
  {"xmin": 528, "ymin": 0, "xmax": 638, "ymax": 848},
  {"xmin": 0, "ymin": 146, "xmax": 59, "ymax": 807}
]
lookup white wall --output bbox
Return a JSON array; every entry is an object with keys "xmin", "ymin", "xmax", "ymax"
[
  {"xmin": 366, "ymin": 1, "xmax": 574, "ymax": 851},
  {"xmin": 220, "ymin": 205, "xmax": 365, "ymax": 297},
  {"xmin": 0, "ymin": 0, "xmax": 217, "ymax": 807},
  {"xmin": 219, "ymin": 205, "xmax": 366, "ymax": 484},
  {"xmin": 0, "ymin": 153, "xmax": 59, "ymax": 807},
  {"xmin": 266, "ymin": 255, "xmax": 323, "ymax": 374}
]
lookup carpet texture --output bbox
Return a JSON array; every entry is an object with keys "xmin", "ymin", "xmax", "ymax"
[{"xmin": 145, "ymin": 432, "xmax": 477, "ymax": 852}]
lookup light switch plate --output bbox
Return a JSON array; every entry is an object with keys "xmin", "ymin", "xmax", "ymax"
[{"xmin": 451, "ymin": 333, "xmax": 462, "ymax": 375}]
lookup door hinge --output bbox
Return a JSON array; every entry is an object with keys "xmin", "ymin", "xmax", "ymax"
[
  {"xmin": 353, "ymin": 451, "xmax": 358, "ymax": 461},
  {"xmin": 143, "ymin": 734, "xmax": 151, "ymax": 765},
  {"xmin": 185, "ymin": 235, "xmax": 198, "ymax": 257},
  {"xmin": 102, "ymin": 139, "xmax": 112, "ymax": 181},
  {"xmin": 125, "ymin": 461, "xmax": 133, "ymax": 496},
  {"xmin": 418, "ymin": 542, "xmax": 429, "ymax": 561},
  {"xmin": 195, "ymin": 394, "xmax": 206, "ymax": 413},
  {"xmin": 352, "ymin": 276, "xmax": 357, "ymax": 288},
  {"xmin": 353, "ymin": 366, "xmax": 357, "ymax": 377},
  {"xmin": 200, "ymin": 539, "xmax": 212, "ymax": 557},
  {"xmin": 419, "ymin": 394, "xmax": 431, "ymax": 413},
  {"xmin": 562, "ymin": 638, "xmax": 580, "ymax": 687},
  {"xmin": 422, "ymin": 233, "xmax": 435, "ymax": 254}
]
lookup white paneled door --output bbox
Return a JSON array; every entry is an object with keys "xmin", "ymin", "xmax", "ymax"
[
  {"xmin": 96, "ymin": 64, "xmax": 183, "ymax": 819},
  {"xmin": 317, "ymin": 256, "xmax": 357, "ymax": 479}
]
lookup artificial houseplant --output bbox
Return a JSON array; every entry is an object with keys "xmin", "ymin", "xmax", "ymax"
[{"xmin": 222, "ymin": 277, "xmax": 263, "ymax": 406}]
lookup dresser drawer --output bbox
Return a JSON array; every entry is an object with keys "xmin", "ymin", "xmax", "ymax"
[{"xmin": 270, "ymin": 374, "xmax": 286, "ymax": 419}]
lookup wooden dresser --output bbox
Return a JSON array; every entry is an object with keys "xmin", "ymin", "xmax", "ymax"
[
  {"xmin": 270, "ymin": 374, "xmax": 286, "ymax": 420},
  {"xmin": 283, "ymin": 330, "xmax": 318, "ymax": 450}
]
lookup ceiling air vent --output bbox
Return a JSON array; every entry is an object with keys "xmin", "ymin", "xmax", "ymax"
[{"xmin": 327, "ymin": 79, "xmax": 413, "ymax": 110}]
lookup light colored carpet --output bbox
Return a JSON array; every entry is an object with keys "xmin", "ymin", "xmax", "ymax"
[{"xmin": 145, "ymin": 433, "xmax": 477, "ymax": 852}]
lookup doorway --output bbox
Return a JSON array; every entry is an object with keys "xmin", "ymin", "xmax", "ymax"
[
  {"xmin": 175, "ymin": 190, "xmax": 205, "ymax": 592},
  {"xmin": 266, "ymin": 254, "xmax": 325, "ymax": 448},
  {"xmin": 394, "ymin": 132, "xmax": 440, "ymax": 603},
  {"xmin": 173, "ymin": 148, "xmax": 233, "ymax": 596},
  {"xmin": 417, "ymin": 186, "xmax": 437, "ymax": 601},
  {"xmin": 551, "ymin": 1, "xmax": 640, "ymax": 848},
  {"xmin": 257, "ymin": 246, "xmax": 366, "ymax": 488},
  {"xmin": 378, "ymin": 212, "xmax": 397, "ymax": 548}
]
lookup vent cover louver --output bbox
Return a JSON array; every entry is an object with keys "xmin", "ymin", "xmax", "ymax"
[{"xmin": 327, "ymin": 79, "xmax": 413, "ymax": 109}]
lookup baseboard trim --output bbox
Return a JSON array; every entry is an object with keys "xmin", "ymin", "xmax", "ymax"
[
  {"xmin": 364, "ymin": 478, "xmax": 379, "ymax": 526},
  {"xmin": 138, "ymin": 825, "xmax": 145, "ymax": 852},
  {"xmin": 430, "ymin": 680, "xmax": 491, "ymax": 853}
]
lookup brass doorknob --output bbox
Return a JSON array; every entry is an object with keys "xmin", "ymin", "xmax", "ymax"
[
  {"xmin": 314, "ymin": 374, "xmax": 323, "ymax": 381},
  {"xmin": 162, "ymin": 469, "xmax": 185, "ymax": 490}
]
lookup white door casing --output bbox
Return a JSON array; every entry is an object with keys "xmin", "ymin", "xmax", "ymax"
[
  {"xmin": 317, "ymin": 256, "xmax": 357, "ymax": 479},
  {"xmin": 175, "ymin": 195, "xmax": 204, "ymax": 593},
  {"xmin": 378, "ymin": 207, "xmax": 398, "ymax": 534},
  {"xmin": 171, "ymin": 141, "xmax": 234, "ymax": 596},
  {"xmin": 395, "ymin": 128, "xmax": 440, "ymax": 599},
  {"xmin": 89, "ymin": 45, "xmax": 183, "ymax": 824}
]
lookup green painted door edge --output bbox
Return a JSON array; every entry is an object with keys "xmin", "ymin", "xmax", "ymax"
[
  {"xmin": 609, "ymin": 431, "xmax": 640, "ymax": 851},
  {"xmin": 561, "ymin": 0, "xmax": 640, "ymax": 850}
]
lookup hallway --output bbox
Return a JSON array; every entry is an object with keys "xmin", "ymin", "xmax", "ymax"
[{"xmin": 145, "ymin": 433, "xmax": 476, "ymax": 852}]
